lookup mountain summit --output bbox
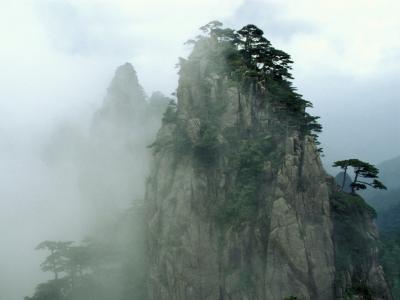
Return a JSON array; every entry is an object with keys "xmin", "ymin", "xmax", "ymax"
[{"xmin": 145, "ymin": 23, "xmax": 391, "ymax": 300}]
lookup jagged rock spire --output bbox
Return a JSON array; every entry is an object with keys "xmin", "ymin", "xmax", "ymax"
[
  {"xmin": 106, "ymin": 62, "xmax": 146, "ymax": 106},
  {"xmin": 92, "ymin": 63, "xmax": 147, "ymax": 133}
]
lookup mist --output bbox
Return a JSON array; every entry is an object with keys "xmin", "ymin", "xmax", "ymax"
[{"xmin": 1, "ymin": 1, "xmax": 400, "ymax": 299}]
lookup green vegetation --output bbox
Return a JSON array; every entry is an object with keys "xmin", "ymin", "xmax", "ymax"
[
  {"xmin": 217, "ymin": 134, "xmax": 279, "ymax": 227},
  {"xmin": 333, "ymin": 159, "xmax": 386, "ymax": 194},
  {"xmin": 24, "ymin": 278, "xmax": 69, "ymax": 300},
  {"xmin": 165, "ymin": 21, "xmax": 323, "ymax": 228},
  {"xmin": 26, "ymin": 239, "xmax": 107, "ymax": 300},
  {"xmin": 359, "ymin": 157, "xmax": 400, "ymax": 298},
  {"xmin": 170, "ymin": 21, "xmax": 322, "ymax": 164},
  {"xmin": 380, "ymin": 232, "xmax": 400, "ymax": 298},
  {"xmin": 331, "ymin": 191, "xmax": 377, "ymax": 219},
  {"xmin": 35, "ymin": 241, "xmax": 74, "ymax": 280},
  {"xmin": 193, "ymin": 120, "xmax": 219, "ymax": 165},
  {"xmin": 199, "ymin": 21, "xmax": 322, "ymax": 139},
  {"xmin": 161, "ymin": 100, "xmax": 178, "ymax": 124},
  {"xmin": 192, "ymin": 93, "xmax": 226, "ymax": 166},
  {"xmin": 330, "ymin": 191, "xmax": 378, "ymax": 298},
  {"xmin": 28, "ymin": 21, "xmax": 331, "ymax": 299},
  {"xmin": 26, "ymin": 208, "xmax": 148, "ymax": 300}
]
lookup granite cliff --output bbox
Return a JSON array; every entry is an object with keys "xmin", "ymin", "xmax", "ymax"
[{"xmin": 145, "ymin": 24, "xmax": 391, "ymax": 299}]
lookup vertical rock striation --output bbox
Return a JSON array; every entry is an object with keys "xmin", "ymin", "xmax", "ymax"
[
  {"xmin": 145, "ymin": 30, "xmax": 391, "ymax": 299},
  {"xmin": 331, "ymin": 191, "xmax": 392, "ymax": 299},
  {"xmin": 146, "ymin": 37, "xmax": 334, "ymax": 299}
]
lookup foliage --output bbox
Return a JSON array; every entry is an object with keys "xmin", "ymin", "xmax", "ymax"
[
  {"xmin": 35, "ymin": 241, "xmax": 74, "ymax": 279},
  {"xmin": 161, "ymin": 100, "xmax": 178, "ymax": 124},
  {"xmin": 331, "ymin": 191, "xmax": 377, "ymax": 220},
  {"xmin": 34, "ymin": 240, "xmax": 104, "ymax": 291},
  {"xmin": 380, "ymin": 232, "xmax": 400, "ymax": 298},
  {"xmin": 331, "ymin": 191, "xmax": 376, "ymax": 267},
  {"xmin": 27, "ymin": 208, "xmax": 148, "ymax": 300},
  {"xmin": 24, "ymin": 278, "xmax": 69, "ymax": 300},
  {"xmin": 182, "ymin": 21, "xmax": 323, "ymax": 152},
  {"xmin": 333, "ymin": 159, "xmax": 387, "ymax": 194},
  {"xmin": 192, "ymin": 93, "xmax": 226, "ymax": 166},
  {"xmin": 148, "ymin": 91, "xmax": 171, "ymax": 123},
  {"xmin": 215, "ymin": 133, "xmax": 280, "ymax": 228},
  {"xmin": 226, "ymin": 139, "xmax": 266, "ymax": 224},
  {"xmin": 193, "ymin": 120, "xmax": 219, "ymax": 165},
  {"xmin": 330, "ymin": 191, "xmax": 379, "ymax": 298},
  {"xmin": 233, "ymin": 24, "xmax": 293, "ymax": 81},
  {"xmin": 171, "ymin": 21, "xmax": 323, "ymax": 228}
]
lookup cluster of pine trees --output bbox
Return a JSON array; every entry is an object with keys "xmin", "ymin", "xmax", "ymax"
[{"xmin": 189, "ymin": 21, "xmax": 323, "ymax": 140}]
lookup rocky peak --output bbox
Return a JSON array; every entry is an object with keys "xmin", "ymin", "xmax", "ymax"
[
  {"xmin": 145, "ymin": 25, "xmax": 391, "ymax": 300},
  {"xmin": 146, "ymin": 31, "xmax": 334, "ymax": 300},
  {"xmin": 92, "ymin": 63, "xmax": 148, "ymax": 135},
  {"xmin": 107, "ymin": 62, "xmax": 146, "ymax": 104},
  {"xmin": 82, "ymin": 63, "xmax": 167, "ymax": 219}
]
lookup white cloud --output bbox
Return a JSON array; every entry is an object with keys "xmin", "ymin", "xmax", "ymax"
[
  {"xmin": 261, "ymin": 0, "xmax": 400, "ymax": 78},
  {"xmin": 0, "ymin": 0, "xmax": 247, "ymax": 137},
  {"xmin": 0, "ymin": 0, "xmax": 398, "ymax": 160}
]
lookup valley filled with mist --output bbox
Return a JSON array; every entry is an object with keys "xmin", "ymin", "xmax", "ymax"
[{"xmin": 1, "ymin": 1, "xmax": 400, "ymax": 300}]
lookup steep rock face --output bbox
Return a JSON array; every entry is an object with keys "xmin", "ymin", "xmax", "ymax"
[
  {"xmin": 145, "ymin": 36, "xmax": 391, "ymax": 299},
  {"xmin": 146, "ymin": 39, "xmax": 335, "ymax": 300},
  {"xmin": 331, "ymin": 191, "xmax": 391, "ymax": 299}
]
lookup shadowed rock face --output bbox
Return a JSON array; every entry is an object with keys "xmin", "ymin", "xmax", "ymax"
[
  {"xmin": 331, "ymin": 191, "xmax": 392, "ymax": 300},
  {"xmin": 145, "ymin": 38, "xmax": 391, "ymax": 300},
  {"xmin": 146, "ymin": 38, "xmax": 333, "ymax": 300}
]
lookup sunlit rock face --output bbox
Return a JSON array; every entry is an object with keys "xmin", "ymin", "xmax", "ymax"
[{"xmin": 145, "ymin": 37, "xmax": 391, "ymax": 299}]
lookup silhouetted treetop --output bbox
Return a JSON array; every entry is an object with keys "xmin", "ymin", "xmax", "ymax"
[{"xmin": 333, "ymin": 159, "xmax": 387, "ymax": 194}]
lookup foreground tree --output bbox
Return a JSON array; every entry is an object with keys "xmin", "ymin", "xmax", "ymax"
[
  {"xmin": 333, "ymin": 159, "xmax": 387, "ymax": 194},
  {"xmin": 35, "ymin": 241, "xmax": 73, "ymax": 279}
]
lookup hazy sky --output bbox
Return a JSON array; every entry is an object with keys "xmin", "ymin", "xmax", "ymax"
[
  {"xmin": 0, "ymin": 1, "xmax": 399, "ymax": 298},
  {"xmin": 1, "ymin": 0, "xmax": 399, "ymax": 165}
]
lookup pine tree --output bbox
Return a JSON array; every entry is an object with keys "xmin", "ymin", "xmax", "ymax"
[{"xmin": 333, "ymin": 159, "xmax": 387, "ymax": 194}]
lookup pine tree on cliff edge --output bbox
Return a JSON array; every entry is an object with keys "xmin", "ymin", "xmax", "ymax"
[
  {"xmin": 189, "ymin": 21, "xmax": 323, "ymax": 149},
  {"xmin": 333, "ymin": 159, "xmax": 387, "ymax": 194}
]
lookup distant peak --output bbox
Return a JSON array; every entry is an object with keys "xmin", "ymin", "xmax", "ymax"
[
  {"xmin": 116, "ymin": 62, "xmax": 135, "ymax": 73},
  {"xmin": 101, "ymin": 62, "xmax": 146, "ymax": 109},
  {"xmin": 113, "ymin": 62, "xmax": 138, "ymax": 81},
  {"xmin": 107, "ymin": 62, "xmax": 142, "ymax": 91}
]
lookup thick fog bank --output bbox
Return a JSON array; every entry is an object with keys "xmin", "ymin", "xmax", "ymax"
[
  {"xmin": 0, "ymin": 137, "xmax": 88, "ymax": 299},
  {"xmin": 0, "ymin": 62, "xmax": 170, "ymax": 300}
]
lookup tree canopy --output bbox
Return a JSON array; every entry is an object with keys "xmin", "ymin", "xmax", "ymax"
[
  {"xmin": 333, "ymin": 159, "xmax": 387, "ymax": 194},
  {"xmin": 186, "ymin": 21, "xmax": 322, "ymax": 147},
  {"xmin": 35, "ymin": 241, "xmax": 74, "ymax": 279}
]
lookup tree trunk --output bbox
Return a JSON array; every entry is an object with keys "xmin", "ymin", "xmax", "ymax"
[
  {"xmin": 341, "ymin": 166, "xmax": 348, "ymax": 191},
  {"xmin": 352, "ymin": 169, "xmax": 360, "ymax": 194}
]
